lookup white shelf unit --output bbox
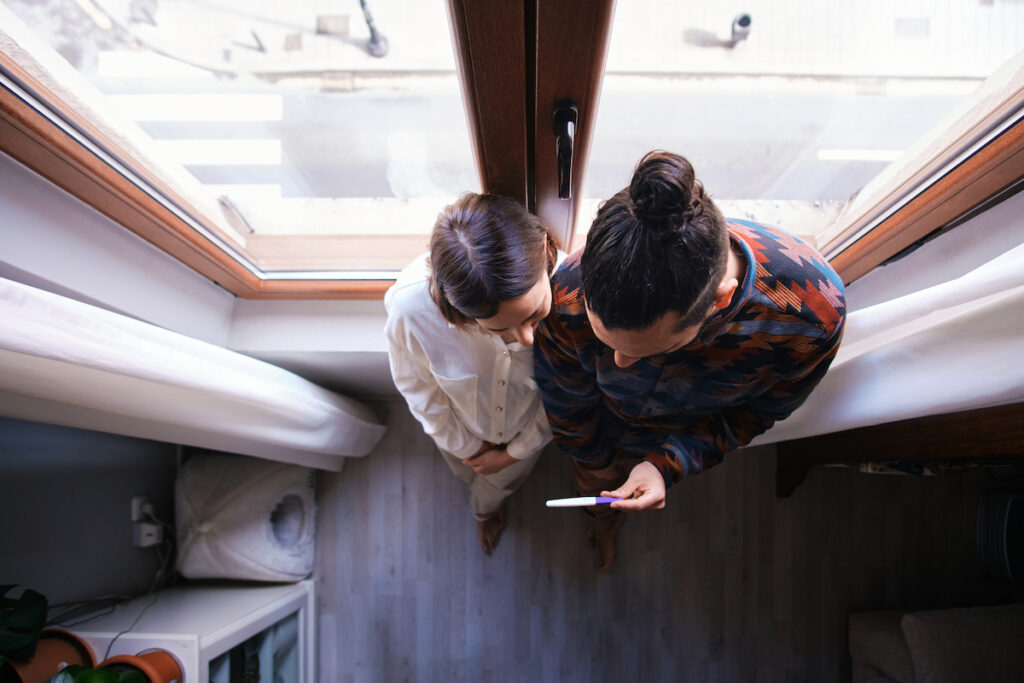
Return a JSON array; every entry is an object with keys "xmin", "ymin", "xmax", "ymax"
[{"xmin": 71, "ymin": 580, "xmax": 315, "ymax": 683}]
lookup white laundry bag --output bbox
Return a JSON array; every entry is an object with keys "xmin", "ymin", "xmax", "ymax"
[{"xmin": 176, "ymin": 453, "xmax": 316, "ymax": 582}]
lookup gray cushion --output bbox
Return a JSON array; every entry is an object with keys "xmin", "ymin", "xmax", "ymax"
[{"xmin": 901, "ymin": 603, "xmax": 1024, "ymax": 683}]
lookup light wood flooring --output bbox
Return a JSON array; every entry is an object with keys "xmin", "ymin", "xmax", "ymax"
[{"xmin": 316, "ymin": 399, "xmax": 1024, "ymax": 683}]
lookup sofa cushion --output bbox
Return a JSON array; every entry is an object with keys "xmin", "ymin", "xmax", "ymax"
[
  {"xmin": 901, "ymin": 603, "xmax": 1024, "ymax": 683},
  {"xmin": 849, "ymin": 610, "xmax": 915, "ymax": 683}
]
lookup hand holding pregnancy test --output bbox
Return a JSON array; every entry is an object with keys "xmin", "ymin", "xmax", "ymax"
[
  {"xmin": 606, "ymin": 461, "xmax": 667, "ymax": 511},
  {"xmin": 546, "ymin": 462, "xmax": 667, "ymax": 511}
]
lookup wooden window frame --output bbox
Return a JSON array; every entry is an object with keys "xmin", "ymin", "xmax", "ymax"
[
  {"xmin": 446, "ymin": 0, "xmax": 615, "ymax": 252},
  {"xmin": 819, "ymin": 52, "xmax": 1024, "ymax": 283},
  {"xmin": 2, "ymin": 6, "xmax": 1022, "ymax": 298}
]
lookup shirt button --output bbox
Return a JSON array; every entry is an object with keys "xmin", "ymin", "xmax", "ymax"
[
  {"xmin": 502, "ymin": 351, "xmax": 510, "ymax": 358},
  {"xmin": 497, "ymin": 379, "xmax": 506, "ymax": 386},
  {"xmin": 497, "ymin": 432, "xmax": 503, "ymax": 439},
  {"xmin": 496, "ymin": 406, "xmax": 503, "ymax": 413}
]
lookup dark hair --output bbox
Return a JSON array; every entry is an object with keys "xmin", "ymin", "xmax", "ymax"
[
  {"xmin": 581, "ymin": 150, "xmax": 728, "ymax": 331},
  {"xmin": 429, "ymin": 193, "xmax": 558, "ymax": 326}
]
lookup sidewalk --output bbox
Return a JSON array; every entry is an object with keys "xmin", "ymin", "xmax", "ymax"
[
  {"xmin": 607, "ymin": 0, "xmax": 1024, "ymax": 79},
  {"xmin": 93, "ymin": 0, "xmax": 1024, "ymax": 81}
]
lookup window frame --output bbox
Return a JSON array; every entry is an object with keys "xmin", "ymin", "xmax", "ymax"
[
  {"xmin": 2, "ymin": 5, "xmax": 1022, "ymax": 298},
  {"xmin": 818, "ymin": 52, "xmax": 1024, "ymax": 282}
]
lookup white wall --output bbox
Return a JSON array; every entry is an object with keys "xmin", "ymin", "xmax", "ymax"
[
  {"xmin": 0, "ymin": 152, "xmax": 235, "ymax": 345},
  {"xmin": 0, "ymin": 417, "xmax": 177, "ymax": 605},
  {"xmin": 229, "ymin": 299, "xmax": 394, "ymax": 398}
]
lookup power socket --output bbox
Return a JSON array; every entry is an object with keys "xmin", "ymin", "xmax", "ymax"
[
  {"xmin": 132, "ymin": 521, "xmax": 163, "ymax": 547},
  {"xmin": 130, "ymin": 495, "xmax": 161, "ymax": 547},
  {"xmin": 131, "ymin": 495, "xmax": 153, "ymax": 522}
]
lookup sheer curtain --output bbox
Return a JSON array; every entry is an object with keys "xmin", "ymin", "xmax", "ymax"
[
  {"xmin": 753, "ymin": 241, "xmax": 1024, "ymax": 445},
  {"xmin": 0, "ymin": 277, "xmax": 386, "ymax": 470}
]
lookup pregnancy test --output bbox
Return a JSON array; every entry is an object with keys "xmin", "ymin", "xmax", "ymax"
[{"xmin": 545, "ymin": 496, "xmax": 622, "ymax": 507}]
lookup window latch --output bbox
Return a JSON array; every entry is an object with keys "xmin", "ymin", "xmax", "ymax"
[{"xmin": 553, "ymin": 99, "xmax": 578, "ymax": 200}]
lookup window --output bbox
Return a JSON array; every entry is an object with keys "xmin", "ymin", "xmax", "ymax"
[
  {"xmin": 584, "ymin": 2, "xmax": 1024, "ymax": 281},
  {"xmin": 1, "ymin": 0, "xmax": 478, "ymax": 294},
  {"xmin": 2, "ymin": 0, "xmax": 1022, "ymax": 296}
]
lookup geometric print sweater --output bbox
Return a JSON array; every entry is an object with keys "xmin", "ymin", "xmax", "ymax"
[{"xmin": 534, "ymin": 219, "xmax": 846, "ymax": 486}]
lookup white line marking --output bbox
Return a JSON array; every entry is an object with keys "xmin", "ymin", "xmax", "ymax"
[
  {"xmin": 107, "ymin": 94, "xmax": 284, "ymax": 121},
  {"xmin": 817, "ymin": 149, "xmax": 903, "ymax": 162},
  {"xmin": 206, "ymin": 184, "xmax": 283, "ymax": 199},
  {"xmin": 98, "ymin": 51, "xmax": 214, "ymax": 80},
  {"xmin": 155, "ymin": 139, "xmax": 281, "ymax": 165}
]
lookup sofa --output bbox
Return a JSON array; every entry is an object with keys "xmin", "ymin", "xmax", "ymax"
[{"xmin": 848, "ymin": 603, "xmax": 1024, "ymax": 682}]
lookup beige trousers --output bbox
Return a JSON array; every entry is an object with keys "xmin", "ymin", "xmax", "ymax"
[{"xmin": 440, "ymin": 447, "xmax": 542, "ymax": 521}]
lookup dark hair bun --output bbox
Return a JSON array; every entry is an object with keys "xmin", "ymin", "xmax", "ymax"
[{"xmin": 628, "ymin": 151, "xmax": 702, "ymax": 225}]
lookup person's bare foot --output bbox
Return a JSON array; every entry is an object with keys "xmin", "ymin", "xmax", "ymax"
[
  {"xmin": 585, "ymin": 512, "xmax": 626, "ymax": 572},
  {"xmin": 476, "ymin": 507, "xmax": 505, "ymax": 555}
]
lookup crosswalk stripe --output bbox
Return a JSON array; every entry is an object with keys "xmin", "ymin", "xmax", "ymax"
[
  {"xmin": 817, "ymin": 149, "xmax": 903, "ymax": 162},
  {"xmin": 107, "ymin": 94, "xmax": 283, "ymax": 122},
  {"xmin": 206, "ymin": 184, "xmax": 283, "ymax": 199},
  {"xmin": 98, "ymin": 51, "xmax": 214, "ymax": 80},
  {"xmin": 155, "ymin": 139, "xmax": 282, "ymax": 165}
]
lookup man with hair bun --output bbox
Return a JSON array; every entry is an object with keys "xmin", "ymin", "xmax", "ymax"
[{"xmin": 534, "ymin": 150, "xmax": 846, "ymax": 571}]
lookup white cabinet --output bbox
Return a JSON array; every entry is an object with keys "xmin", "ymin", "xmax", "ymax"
[{"xmin": 73, "ymin": 581, "xmax": 315, "ymax": 683}]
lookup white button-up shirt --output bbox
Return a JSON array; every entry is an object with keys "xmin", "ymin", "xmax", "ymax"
[{"xmin": 384, "ymin": 254, "xmax": 552, "ymax": 460}]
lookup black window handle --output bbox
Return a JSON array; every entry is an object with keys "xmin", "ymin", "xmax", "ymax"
[{"xmin": 553, "ymin": 99, "xmax": 578, "ymax": 200}]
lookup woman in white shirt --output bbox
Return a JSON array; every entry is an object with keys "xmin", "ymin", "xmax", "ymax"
[{"xmin": 384, "ymin": 193, "xmax": 557, "ymax": 555}]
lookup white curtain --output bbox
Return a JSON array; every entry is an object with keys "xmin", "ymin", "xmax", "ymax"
[
  {"xmin": 0, "ymin": 278, "xmax": 386, "ymax": 470},
  {"xmin": 753, "ymin": 241, "xmax": 1024, "ymax": 445}
]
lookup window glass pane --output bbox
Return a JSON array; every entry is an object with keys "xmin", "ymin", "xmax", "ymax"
[
  {"xmin": 587, "ymin": 1, "xmax": 1024, "ymax": 230},
  {"xmin": 3, "ymin": 0, "xmax": 477, "ymax": 273}
]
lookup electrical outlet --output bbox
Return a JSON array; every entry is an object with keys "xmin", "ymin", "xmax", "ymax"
[
  {"xmin": 132, "ymin": 521, "xmax": 163, "ymax": 547},
  {"xmin": 130, "ymin": 495, "xmax": 162, "ymax": 547},
  {"xmin": 131, "ymin": 495, "xmax": 150, "ymax": 522}
]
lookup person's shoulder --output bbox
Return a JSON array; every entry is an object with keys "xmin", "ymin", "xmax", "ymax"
[
  {"xmin": 384, "ymin": 253, "xmax": 431, "ymax": 312},
  {"xmin": 554, "ymin": 249, "xmax": 570, "ymax": 269},
  {"xmin": 384, "ymin": 254, "xmax": 448, "ymax": 335},
  {"xmin": 550, "ymin": 249, "xmax": 586, "ymax": 314},
  {"xmin": 728, "ymin": 219, "xmax": 846, "ymax": 335},
  {"xmin": 384, "ymin": 279, "xmax": 456, "ymax": 348},
  {"xmin": 728, "ymin": 220, "xmax": 839, "ymax": 282},
  {"xmin": 552, "ymin": 248, "xmax": 581, "ymax": 279},
  {"xmin": 386, "ymin": 276, "xmax": 433, "ymax": 314}
]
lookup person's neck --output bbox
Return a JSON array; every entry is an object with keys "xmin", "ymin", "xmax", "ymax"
[
  {"xmin": 710, "ymin": 239, "xmax": 746, "ymax": 319},
  {"xmin": 725, "ymin": 238, "xmax": 744, "ymax": 284}
]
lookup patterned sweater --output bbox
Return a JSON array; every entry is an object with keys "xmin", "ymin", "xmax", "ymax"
[{"xmin": 534, "ymin": 219, "xmax": 846, "ymax": 486}]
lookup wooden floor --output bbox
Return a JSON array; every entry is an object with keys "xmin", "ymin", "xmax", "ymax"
[{"xmin": 316, "ymin": 399, "xmax": 1024, "ymax": 683}]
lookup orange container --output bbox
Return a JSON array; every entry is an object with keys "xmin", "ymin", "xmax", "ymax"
[
  {"xmin": 99, "ymin": 649, "xmax": 183, "ymax": 683},
  {"xmin": 6, "ymin": 629, "xmax": 96, "ymax": 683}
]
